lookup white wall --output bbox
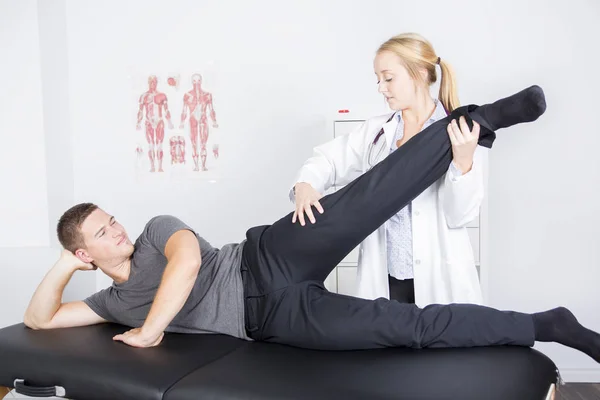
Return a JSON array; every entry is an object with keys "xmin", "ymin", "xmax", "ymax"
[
  {"xmin": 1, "ymin": 0, "xmax": 599, "ymax": 382},
  {"xmin": 0, "ymin": 0, "xmax": 95, "ymax": 328},
  {"xmin": 480, "ymin": 2, "xmax": 600, "ymax": 381},
  {"xmin": 0, "ymin": 0, "xmax": 52, "ymax": 329},
  {"xmin": 0, "ymin": 0, "xmax": 49, "ymax": 247},
  {"xmin": 64, "ymin": 0, "xmax": 391, "ymax": 291}
]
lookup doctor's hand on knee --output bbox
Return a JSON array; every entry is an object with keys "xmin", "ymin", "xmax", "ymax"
[{"xmin": 292, "ymin": 182, "xmax": 324, "ymax": 226}]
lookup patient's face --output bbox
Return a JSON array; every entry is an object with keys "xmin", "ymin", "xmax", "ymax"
[
  {"xmin": 78, "ymin": 208, "xmax": 134, "ymax": 265},
  {"xmin": 374, "ymin": 51, "xmax": 418, "ymax": 111}
]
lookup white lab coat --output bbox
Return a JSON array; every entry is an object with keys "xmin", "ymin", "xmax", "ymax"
[{"xmin": 290, "ymin": 112, "xmax": 487, "ymax": 307}]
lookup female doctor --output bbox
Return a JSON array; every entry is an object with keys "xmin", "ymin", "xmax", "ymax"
[{"xmin": 289, "ymin": 33, "xmax": 486, "ymax": 307}]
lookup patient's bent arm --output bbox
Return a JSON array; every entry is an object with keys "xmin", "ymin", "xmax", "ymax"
[
  {"xmin": 23, "ymin": 253, "xmax": 103, "ymax": 329},
  {"xmin": 33, "ymin": 301, "xmax": 107, "ymax": 329}
]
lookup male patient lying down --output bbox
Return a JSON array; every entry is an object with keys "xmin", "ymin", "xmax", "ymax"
[{"xmin": 23, "ymin": 85, "xmax": 600, "ymax": 365}]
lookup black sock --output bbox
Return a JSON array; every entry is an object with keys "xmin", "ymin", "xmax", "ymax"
[
  {"xmin": 532, "ymin": 307, "xmax": 600, "ymax": 363},
  {"xmin": 471, "ymin": 85, "xmax": 547, "ymax": 131}
]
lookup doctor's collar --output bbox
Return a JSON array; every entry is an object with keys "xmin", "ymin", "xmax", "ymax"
[{"xmin": 395, "ymin": 98, "xmax": 444, "ymax": 123}]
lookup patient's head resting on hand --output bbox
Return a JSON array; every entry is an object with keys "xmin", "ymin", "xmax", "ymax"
[{"xmin": 57, "ymin": 203, "xmax": 134, "ymax": 273}]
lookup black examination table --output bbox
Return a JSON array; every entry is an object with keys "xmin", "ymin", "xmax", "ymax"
[{"xmin": 0, "ymin": 323, "xmax": 559, "ymax": 399}]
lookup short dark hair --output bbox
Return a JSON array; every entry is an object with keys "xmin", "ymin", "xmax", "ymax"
[{"xmin": 57, "ymin": 203, "xmax": 99, "ymax": 252}]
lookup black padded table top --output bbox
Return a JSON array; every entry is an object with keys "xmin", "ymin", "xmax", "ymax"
[
  {"xmin": 0, "ymin": 323, "xmax": 558, "ymax": 400},
  {"xmin": 0, "ymin": 323, "xmax": 244, "ymax": 400},
  {"xmin": 164, "ymin": 341, "xmax": 558, "ymax": 400}
]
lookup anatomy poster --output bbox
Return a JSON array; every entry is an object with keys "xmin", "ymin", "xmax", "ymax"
[{"xmin": 129, "ymin": 68, "xmax": 222, "ymax": 181}]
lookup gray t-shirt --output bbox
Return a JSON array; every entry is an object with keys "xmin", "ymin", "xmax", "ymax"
[{"xmin": 83, "ymin": 215, "xmax": 250, "ymax": 340}]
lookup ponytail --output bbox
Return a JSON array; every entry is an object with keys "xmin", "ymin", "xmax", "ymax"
[{"xmin": 438, "ymin": 58, "xmax": 460, "ymax": 113}]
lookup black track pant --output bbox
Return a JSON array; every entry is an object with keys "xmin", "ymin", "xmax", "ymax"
[{"xmin": 241, "ymin": 99, "xmax": 537, "ymax": 351}]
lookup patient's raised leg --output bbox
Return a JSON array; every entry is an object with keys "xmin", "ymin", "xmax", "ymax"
[{"xmin": 246, "ymin": 85, "xmax": 546, "ymax": 287}]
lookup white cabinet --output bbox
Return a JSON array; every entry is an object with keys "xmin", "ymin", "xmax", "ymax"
[
  {"xmin": 337, "ymin": 266, "xmax": 358, "ymax": 296},
  {"xmin": 340, "ymin": 247, "xmax": 359, "ymax": 264},
  {"xmin": 329, "ymin": 119, "xmax": 363, "ymax": 272},
  {"xmin": 333, "ymin": 120, "xmax": 363, "ymax": 138},
  {"xmin": 324, "ymin": 269, "xmax": 337, "ymax": 293},
  {"xmin": 326, "ymin": 119, "xmax": 361, "ymax": 297}
]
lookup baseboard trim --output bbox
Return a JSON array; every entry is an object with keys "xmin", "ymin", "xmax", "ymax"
[{"xmin": 559, "ymin": 369, "xmax": 600, "ymax": 383}]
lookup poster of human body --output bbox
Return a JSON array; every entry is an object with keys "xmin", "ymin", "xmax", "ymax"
[
  {"xmin": 135, "ymin": 75, "xmax": 174, "ymax": 173},
  {"xmin": 131, "ymin": 70, "xmax": 221, "ymax": 181}
]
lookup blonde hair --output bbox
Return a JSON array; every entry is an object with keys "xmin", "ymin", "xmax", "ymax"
[{"xmin": 377, "ymin": 33, "xmax": 459, "ymax": 113}]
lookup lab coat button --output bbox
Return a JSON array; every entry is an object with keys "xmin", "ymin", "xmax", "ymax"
[
  {"xmin": 415, "ymin": 210, "xmax": 420, "ymax": 216},
  {"xmin": 415, "ymin": 259, "xmax": 421, "ymax": 265}
]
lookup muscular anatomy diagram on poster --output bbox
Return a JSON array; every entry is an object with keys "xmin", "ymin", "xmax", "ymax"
[{"xmin": 132, "ymin": 71, "xmax": 220, "ymax": 179}]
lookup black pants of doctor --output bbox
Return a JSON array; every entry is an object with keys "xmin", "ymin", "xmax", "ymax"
[
  {"xmin": 241, "ymin": 103, "xmax": 536, "ymax": 351},
  {"xmin": 389, "ymin": 276, "xmax": 415, "ymax": 303}
]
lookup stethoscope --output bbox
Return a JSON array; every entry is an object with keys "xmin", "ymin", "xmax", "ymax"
[
  {"xmin": 366, "ymin": 113, "xmax": 396, "ymax": 168},
  {"xmin": 367, "ymin": 100, "xmax": 449, "ymax": 168}
]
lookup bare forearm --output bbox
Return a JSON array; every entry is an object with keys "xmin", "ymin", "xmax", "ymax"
[
  {"xmin": 24, "ymin": 263, "xmax": 75, "ymax": 328},
  {"xmin": 141, "ymin": 261, "xmax": 199, "ymax": 335}
]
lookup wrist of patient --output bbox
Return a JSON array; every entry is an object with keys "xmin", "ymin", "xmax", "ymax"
[
  {"xmin": 140, "ymin": 322, "xmax": 163, "ymax": 339},
  {"xmin": 53, "ymin": 260, "xmax": 80, "ymax": 275}
]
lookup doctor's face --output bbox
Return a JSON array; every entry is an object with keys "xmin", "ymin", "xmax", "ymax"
[{"xmin": 374, "ymin": 51, "xmax": 419, "ymax": 111}]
